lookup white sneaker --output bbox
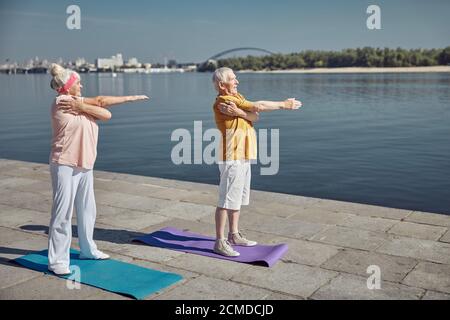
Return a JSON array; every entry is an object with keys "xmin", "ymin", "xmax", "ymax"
[
  {"xmin": 79, "ymin": 251, "xmax": 110, "ymax": 260},
  {"xmin": 213, "ymin": 239, "xmax": 240, "ymax": 257},
  {"xmin": 48, "ymin": 265, "xmax": 72, "ymax": 275},
  {"xmin": 228, "ymin": 232, "xmax": 257, "ymax": 247}
]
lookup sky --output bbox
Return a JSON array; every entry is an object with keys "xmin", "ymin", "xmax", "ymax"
[{"xmin": 0, "ymin": 0, "xmax": 449, "ymax": 64}]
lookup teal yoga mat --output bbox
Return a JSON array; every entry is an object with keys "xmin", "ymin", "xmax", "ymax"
[{"xmin": 13, "ymin": 249, "xmax": 183, "ymax": 300}]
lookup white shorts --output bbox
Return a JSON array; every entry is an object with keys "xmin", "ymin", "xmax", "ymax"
[{"xmin": 217, "ymin": 160, "xmax": 251, "ymax": 210}]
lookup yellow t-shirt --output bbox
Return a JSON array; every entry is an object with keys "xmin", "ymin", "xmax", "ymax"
[{"xmin": 213, "ymin": 92, "xmax": 257, "ymax": 161}]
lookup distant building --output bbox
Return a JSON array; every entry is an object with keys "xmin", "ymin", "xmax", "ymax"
[
  {"xmin": 125, "ymin": 57, "xmax": 141, "ymax": 68},
  {"xmin": 183, "ymin": 64, "xmax": 198, "ymax": 72},
  {"xmin": 75, "ymin": 58, "xmax": 86, "ymax": 67},
  {"xmin": 178, "ymin": 62, "xmax": 198, "ymax": 72},
  {"xmin": 167, "ymin": 59, "xmax": 177, "ymax": 68},
  {"xmin": 96, "ymin": 53, "xmax": 124, "ymax": 70}
]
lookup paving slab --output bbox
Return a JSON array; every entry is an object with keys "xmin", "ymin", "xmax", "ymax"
[
  {"xmin": 94, "ymin": 190, "xmax": 174, "ymax": 213},
  {"xmin": 0, "ymin": 189, "xmax": 52, "ymax": 214},
  {"xmin": 0, "ymin": 227, "xmax": 42, "ymax": 246},
  {"xmin": 306, "ymin": 200, "xmax": 412, "ymax": 220},
  {"xmin": 377, "ymin": 236, "xmax": 450, "ymax": 265},
  {"xmin": 96, "ymin": 209, "xmax": 171, "ymax": 230},
  {"xmin": 153, "ymin": 275, "xmax": 272, "ymax": 300},
  {"xmin": 421, "ymin": 290, "xmax": 450, "ymax": 300},
  {"xmin": 95, "ymin": 204, "xmax": 131, "ymax": 218},
  {"xmin": 267, "ymin": 236, "xmax": 342, "ymax": 267},
  {"xmin": 238, "ymin": 214, "xmax": 327, "ymax": 240},
  {"xmin": 78, "ymin": 223, "xmax": 148, "ymax": 254},
  {"xmin": 250, "ymin": 190, "xmax": 319, "ymax": 207},
  {"xmin": 309, "ymin": 226, "xmax": 388, "ymax": 251},
  {"xmin": 289, "ymin": 208, "xmax": 351, "ymax": 225},
  {"xmin": 338, "ymin": 215, "xmax": 398, "ymax": 233},
  {"xmin": 321, "ymin": 249, "xmax": 418, "ymax": 282},
  {"xmin": 128, "ymin": 257, "xmax": 200, "ymax": 281},
  {"xmin": 231, "ymin": 261, "xmax": 338, "ymax": 298},
  {"xmin": 402, "ymin": 262, "xmax": 450, "ymax": 294},
  {"xmin": 261, "ymin": 292, "xmax": 302, "ymax": 300},
  {"xmin": 165, "ymin": 253, "xmax": 253, "ymax": 281},
  {"xmin": 0, "ymin": 205, "xmax": 50, "ymax": 229},
  {"xmin": 6, "ymin": 180, "xmax": 52, "ymax": 197},
  {"xmin": 0, "ymin": 261, "xmax": 43, "ymax": 290},
  {"xmin": 151, "ymin": 188, "xmax": 218, "ymax": 206},
  {"xmin": 246, "ymin": 202, "xmax": 303, "ymax": 218},
  {"xmin": 0, "ymin": 176, "xmax": 41, "ymax": 190},
  {"xmin": 102, "ymin": 171, "xmax": 216, "ymax": 194},
  {"xmin": 93, "ymin": 178, "xmax": 168, "ymax": 197},
  {"xmin": 114, "ymin": 242, "xmax": 185, "ymax": 264},
  {"xmin": 0, "ymin": 236, "xmax": 50, "ymax": 262},
  {"xmin": 387, "ymin": 221, "xmax": 447, "ymax": 241},
  {"xmin": 142, "ymin": 218, "xmax": 216, "ymax": 237},
  {"xmin": 0, "ymin": 165, "xmax": 50, "ymax": 181},
  {"xmin": 404, "ymin": 211, "xmax": 450, "ymax": 227},
  {"xmin": 85, "ymin": 290, "xmax": 134, "ymax": 300},
  {"xmin": 310, "ymin": 274, "xmax": 424, "ymax": 300},
  {"xmin": 440, "ymin": 230, "xmax": 450, "ymax": 243},
  {"xmin": 154, "ymin": 202, "xmax": 216, "ymax": 221},
  {"xmin": 0, "ymin": 274, "xmax": 102, "ymax": 300}
]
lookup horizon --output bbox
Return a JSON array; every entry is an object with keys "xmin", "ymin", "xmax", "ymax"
[{"xmin": 3, "ymin": 45, "xmax": 450, "ymax": 66}]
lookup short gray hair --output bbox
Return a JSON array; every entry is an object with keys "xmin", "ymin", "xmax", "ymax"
[{"xmin": 212, "ymin": 67, "xmax": 233, "ymax": 92}]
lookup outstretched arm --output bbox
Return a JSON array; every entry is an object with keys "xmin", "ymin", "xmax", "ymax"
[
  {"xmin": 252, "ymin": 98, "xmax": 302, "ymax": 112},
  {"xmin": 58, "ymin": 97, "xmax": 112, "ymax": 121},
  {"xmin": 218, "ymin": 101, "xmax": 259, "ymax": 122},
  {"xmin": 83, "ymin": 95, "xmax": 149, "ymax": 108}
]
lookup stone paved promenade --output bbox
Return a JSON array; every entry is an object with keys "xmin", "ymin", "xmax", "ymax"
[{"xmin": 1, "ymin": 159, "xmax": 449, "ymax": 300}]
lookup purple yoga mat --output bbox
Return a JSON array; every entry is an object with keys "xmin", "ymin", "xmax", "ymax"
[{"xmin": 133, "ymin": 227, "xmax": 288, "ymax": 267}]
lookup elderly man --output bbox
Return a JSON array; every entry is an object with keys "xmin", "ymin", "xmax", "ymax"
[{"xmin": 212, "ymin": 67, "xmax": 302, "ymax": 257}]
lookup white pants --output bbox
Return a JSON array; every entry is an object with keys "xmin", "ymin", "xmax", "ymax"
[
  {"xmin": 48, "ymin": 163, "xmax": 99, "ymax": 269},
  {"xmin": 217, "ymin": 160, "xmax": 251, "ymax": 211}
]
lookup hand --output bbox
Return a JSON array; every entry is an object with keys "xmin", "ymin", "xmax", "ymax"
[
  {"xmin": 58, "ymin": 96, "xmax": 85, "ymax": 115},
  {"xmin": 219, "ymin": 101, "xmax": 242, "ymax": 117},
  {"xmin": 128, "ymin": 95, "xmax": 149, "ymax": 102},
  {"xmin": 283, "ymin": 98, "xmax": 302, "ymax": 110}
]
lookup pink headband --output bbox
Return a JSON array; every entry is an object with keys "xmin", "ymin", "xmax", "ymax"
[{"xmin": 57, "ymin": 73, "xmax": 78, "ymax": 93}]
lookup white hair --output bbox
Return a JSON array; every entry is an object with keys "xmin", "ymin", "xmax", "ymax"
[
  {"xmin": 49, "ymin": 63, "xmax": 79, "ymax": 91},
  {"xmin": 212, "ymin": 67, "xmax": 234, "ymax": 92}
]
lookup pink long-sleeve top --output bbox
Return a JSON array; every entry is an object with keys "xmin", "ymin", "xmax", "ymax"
[{"xmin": 49, "ymin": 95, "xmax": 99, "ymax": 170}]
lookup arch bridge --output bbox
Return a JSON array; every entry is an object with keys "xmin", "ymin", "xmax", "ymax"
[{"xmin": 198, "ymin": 47, "xmax": 275, "ymax": 71}]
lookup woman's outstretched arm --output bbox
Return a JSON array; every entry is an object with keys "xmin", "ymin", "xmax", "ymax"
[
  {"xmin": 58, "ymin": 97, "xmax": 112, "ymax": 121},
  {"xmin": 83, "ymin": 95, "xmax": 149, "ymax": 108}
]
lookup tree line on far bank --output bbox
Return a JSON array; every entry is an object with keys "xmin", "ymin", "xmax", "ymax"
[{"xmin": 213, "ymin": 47, "xmax": 450, "ymax": 71}]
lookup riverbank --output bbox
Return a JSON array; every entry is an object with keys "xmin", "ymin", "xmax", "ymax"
[
  {"xmin": 1, "ymin": 158, "xmax": 450, "ymax": 300},
  {"xmin": 238, "ymin": 66, "xmax": 450, "ymax": 74}
]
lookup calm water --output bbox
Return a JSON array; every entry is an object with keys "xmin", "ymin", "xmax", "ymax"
[{"xmin": 1, "ymin": 72, "xmax": 449, "ymax": 214}]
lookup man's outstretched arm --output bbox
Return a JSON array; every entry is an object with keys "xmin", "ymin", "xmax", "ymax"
[
  {"xmin": 218, "ymin": 101, "xmax": 259, "ymax": 122},
  {"xmin": 252, "ymin": 98, "xmax": 302, "ymax": 112}
]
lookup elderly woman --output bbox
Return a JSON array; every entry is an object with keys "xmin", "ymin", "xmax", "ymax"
[{"xmin": 48, "ymin": 63, "xmax": 148, "ymax": 275}]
